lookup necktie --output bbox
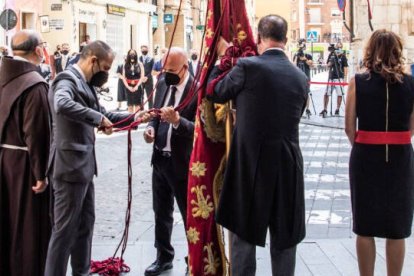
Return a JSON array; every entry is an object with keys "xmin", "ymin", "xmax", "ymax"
[{"xmin": 155, "ymin": 86, "xmax": 177, "ymax": 150}]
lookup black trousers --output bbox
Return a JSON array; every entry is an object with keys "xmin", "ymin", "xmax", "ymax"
[
  {"xmin": 142, "ymin": 79, "xmax": 154, "ymax": 109},
  {"xmin": 231, "ymin": 233, "xmax": 297, "ymax": 276},
  {"xmin": 152, "ymin": 150, "xmax": 188, "ymax": 262},
  {"xmin": 45, "ymin": 180, "xmax": 95, "ymax": 276}
]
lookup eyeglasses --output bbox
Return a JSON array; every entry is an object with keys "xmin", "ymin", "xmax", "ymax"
[{"xmin": 38, "ymin": 42, "xmax": 46, "ymax": 48}]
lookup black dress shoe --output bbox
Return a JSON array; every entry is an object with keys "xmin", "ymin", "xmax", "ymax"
[{"xmin": 144, "ymin": 260, "xmax": 173, "ymax": 276}]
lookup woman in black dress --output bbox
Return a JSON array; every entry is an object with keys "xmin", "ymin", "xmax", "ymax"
[
  {"xmin": 115, "ymin": 56, "xmax": 127, "ymax": 111},
  {"xmin": 122, "ymin": 49, "xmax": 144, "ymax": 113},
  {"xmin": 345, "ymin": 30, "xmax": 414, "ymax": 276}
]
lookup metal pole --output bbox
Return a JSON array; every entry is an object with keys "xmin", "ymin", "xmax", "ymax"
[{"xmin": 350, "ymin": 0, "xmax": 354, "ymax": 41}]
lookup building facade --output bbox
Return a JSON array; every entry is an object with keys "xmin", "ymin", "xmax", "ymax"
[
  {"xmin": 290, "ymin": 0, "xmax": 351, "ymax": 43},
  {"xmin": 153, "ymin": 0, "xmax": 207, "ymax": 55},
  {"xmin": 39, "ymin": 0, "xmax": 156, "ymax": 70},
  {"xmin": 255, "ymin": 0, "xmax": 290, "ymax": 53},
  {"xmin": 1, "ymin": 0, "xmax": 44, "ymax": 47},
  {"xmin": 352, "ymin": 0, "xmax": 414, "ymax": 71},
  {"xmin": 290, "ymin": 0, "xmax": 352, "ymax": 60}
]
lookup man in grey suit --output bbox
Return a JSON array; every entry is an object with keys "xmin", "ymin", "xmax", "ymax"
[
  {"xmin": 45, "ymin": 41, "xmax": 137, "ymax": 276},
  {"xmin": 209, "ymin": 15, "xmax": 308, "ymax": 275}
]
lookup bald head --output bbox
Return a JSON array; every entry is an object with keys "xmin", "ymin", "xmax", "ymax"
[
  {"xmin": 163, "ymin": 47, "xmax": 188, "ymax": 68},
  {"xmin": 11, "ymin": 30, "xmax": 44, "ymax": 64},
  {"xmin": 12, "ymin": 30, "xmax": 42, "ymax": 54},
  {"xmin": 163, "ymin": 47, "xmax": 189, "ymax": 86}
]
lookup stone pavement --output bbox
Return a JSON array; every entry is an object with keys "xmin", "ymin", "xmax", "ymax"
[{"xmin": 65, "ymin": 72, "xmax": 414, "ymax": 275}]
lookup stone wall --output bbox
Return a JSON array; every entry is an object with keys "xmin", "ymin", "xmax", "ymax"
[{"xmin": 353, "ymin": 0, "xmax": 414, "ymax": 72}]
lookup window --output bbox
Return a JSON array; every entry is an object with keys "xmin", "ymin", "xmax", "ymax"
[
  {"xmin": 309, "ymin": 8, "xmax": 321, "ymax": 23},
  {"xmin": 292, "ymin": 10, "xmax": 297, "ymax": 22}
]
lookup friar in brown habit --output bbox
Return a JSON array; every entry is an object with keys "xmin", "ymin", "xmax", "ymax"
[{"xmin": 0, "ymin": 30, "xmax": 51, "ymax": 276}]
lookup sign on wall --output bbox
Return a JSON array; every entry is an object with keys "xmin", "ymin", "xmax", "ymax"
[
  {"xmin": 164, "ymin": 14, "xmax": 174, "ymax": 24},
  {"xmin": 152, "ymin": 15, "xmax": 158, "ymax": 28},
  {"xmin": 49, "ymin": 19, "xmax": 64, "ymax": 30},
  {"xmin": 51, "ymin": 4, "xmax": 62, "ymax": 11},
  {"xmin": 40, "ymin": 15, "xmax": 50, "ymax": 33},
  {"xmin": 107, "ymin": 4, "xmax": 125, "ymax": 17},
  {"xmin": 78, "ymin": 9, "xmax": 96, "ymax": 24}
]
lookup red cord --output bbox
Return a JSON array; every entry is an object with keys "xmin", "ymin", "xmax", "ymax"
[{"xmin": 90, "ymin": 1, "xmax": 186, "ymax": 275}]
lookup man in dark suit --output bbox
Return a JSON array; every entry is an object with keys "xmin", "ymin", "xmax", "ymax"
[
  {"xmin": 188, "ymin": 49, "xmax": 201, "ymax": 78},
  {"xmin": 45, "ymin": 41, "xmax": 137, "ymax": 276},
  {"xmin": 143, "ymin": 47, "xmax": 197, "ymax": 276},
  {"xmin": 54, "ymin": 42, "xmax": 70, "ymax": 75},
  {"xmin": 139, "ymin": 45, "xmax": 155, "ymax": 109},
  {"xmin": 209, "ymin": 15, "xmax": 308, "ymax": 276}
]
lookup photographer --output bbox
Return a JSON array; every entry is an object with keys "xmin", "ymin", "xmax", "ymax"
[
  {"xmin": 320, "ymin": 42, "xmax": 348, "ymax": 116},
  {"xmin": 293, "ymin": 39, "xmax": 313, "ymax": 116}
]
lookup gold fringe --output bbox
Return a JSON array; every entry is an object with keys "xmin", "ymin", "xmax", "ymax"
[
  {"xmin": 200, "ymin": 98, "xmax": 227, "ymax": 143},
  {"xmin": 213, "ymin": 155, "xmax": 229, "ymax": 275}
]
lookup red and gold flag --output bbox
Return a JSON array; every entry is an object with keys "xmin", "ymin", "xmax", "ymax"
[{"xmin": 186, "ymin": 0, "xmax": 256, "ymax": 275}]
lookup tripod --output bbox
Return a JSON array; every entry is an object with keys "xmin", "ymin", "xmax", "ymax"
[
  {"xmin": 321, "ymin": 52, "xmax": 346, "ymax": 118},
  {"xmin": 296, "ymin": 56, "xmax": 316, "ymax": 118}
]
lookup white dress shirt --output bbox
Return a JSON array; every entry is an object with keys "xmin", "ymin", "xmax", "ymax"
[
  {"xmin": 191, "ymin": 60, "xmax": 199, "ymax": 76},
  {"xmin": 160, "ymin": 71, "xmax": 190, "ymax": 152}
]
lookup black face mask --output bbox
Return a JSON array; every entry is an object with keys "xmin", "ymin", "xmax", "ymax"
[
  {"xmin": 165, "ymin": 72, "xmax": 180, "ymax": 86},
  {"xmin": 61, "ymin": 50, "xmax": 69, "ymax": 55},
  {"xmin": 129, "ymin": 54, "xmax": 137, "ymax": 61},
  {"xmin": 141, "ymin": 50, "xmax": 148, "ymax": 56},
  {"xmin": 191, "ymin": 54, "xmax": 198, "ymax": 61},
  {"xmin": 90, "ymin": 60, "xmax": 109, "ymax": 87}
]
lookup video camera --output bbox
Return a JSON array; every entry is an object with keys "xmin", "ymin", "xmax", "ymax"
[
  {"xmin": 297, "ymin": 39, "xmax": 306, "ymax": 58},
  {"xmin": 328, "ymin": 43, "xmax": 337, "ymax": 53}
]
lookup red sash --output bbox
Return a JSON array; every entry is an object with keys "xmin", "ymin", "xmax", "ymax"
[
  {"xmin": 355, "ymin": 130, "xmax": 411, "ymax": 145},
  {"xmin": 126, "ymin": 79, "xmax": 138, "ymax": 85}
]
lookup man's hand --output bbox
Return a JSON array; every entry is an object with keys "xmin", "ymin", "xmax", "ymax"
[
  {"xmin": 160, "ymin": 107, "xmax": 180, "ymax": 125},
  {"xmin": 217, "ymin": 37, "xmax": 231, "ymax": 57},
  {"xmin": 135, "ymin": 110, "xmax": 156, "ymax": 123},
  {"xmin": 100, "ymin": 116, "xmax": 113, "ymax": 135},
  {"xmin": 32, "ymin": 179, "xmax": 48, "ymax": 194},
  {"xmin": 144, "ymin": 126, "xmax": 155, "ymax": 143},
  {"xmin": 142, "ymin": 76, "xmax": 148, "ymax": 83}
]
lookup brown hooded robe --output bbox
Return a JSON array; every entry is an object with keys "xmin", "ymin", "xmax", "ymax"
[{"xmin": 0, "ymin": 57, "xmax": 51, "ymax": 276}]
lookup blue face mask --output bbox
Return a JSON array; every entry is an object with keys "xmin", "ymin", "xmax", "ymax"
[{"xmin": 335, "ymin": 49, "xmax": 343, "ymax": 55}]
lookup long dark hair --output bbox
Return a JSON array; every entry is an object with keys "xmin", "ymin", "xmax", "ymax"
[
  {"xmin": 363, "ymin": 29, "xmax": 405, "ymax": 83},
  {"xmin": 126, "ymin": 49, "xmax": 138, "ymax": 65}
]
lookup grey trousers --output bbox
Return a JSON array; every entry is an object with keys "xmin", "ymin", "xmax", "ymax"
[
  {"xmin": 44, "ymin": 179, "xmax": 95, "ymax": 276},
  {"xmin": 231, "ymin": 233, "xmax": 297, "ymax": 276}
]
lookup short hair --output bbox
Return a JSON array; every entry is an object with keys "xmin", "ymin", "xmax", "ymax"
[
  {"xmin": 80, "ymin": 40, "xmax": 114, "ymax": 60},
  {"xmin": 11, "ymin": 32, "xmax": 40, "ymax": 53},
  {"xmin": 258, "ymin": 14, "xmax": 288, "ymax": 42}
]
